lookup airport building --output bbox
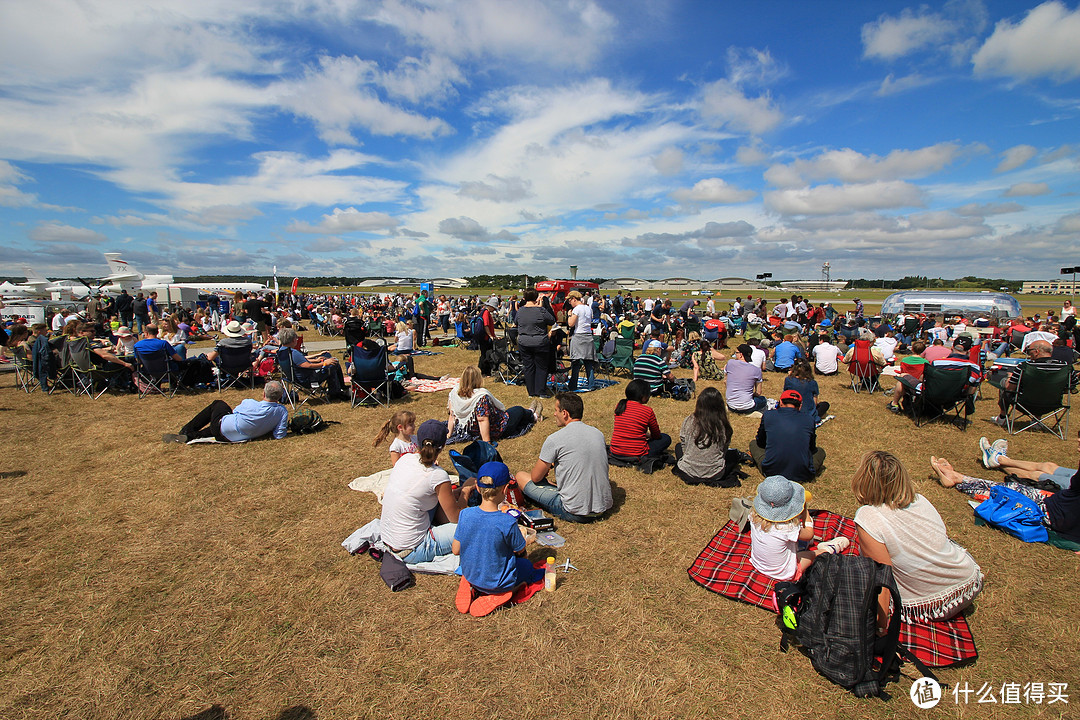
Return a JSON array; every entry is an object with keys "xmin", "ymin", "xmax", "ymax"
[
  {"xmin": 598, "ymin": 277, "xmax": 846, "ymax": 293},
  {"xmin": 1020, "ymin": 280, "xmax": 1080, "ymax": 294}
]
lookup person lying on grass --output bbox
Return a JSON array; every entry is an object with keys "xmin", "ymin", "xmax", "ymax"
[
  {"xmin": 452, "ymin": 461, "xmax": 544, "ymax": 617},
  {"xmin": 163, "ymin": 380, "xmax": 288, "ymax": 443},
  {"xmin": 931, "ymin": 434, "xmax": 1080, "ymax": 545}
]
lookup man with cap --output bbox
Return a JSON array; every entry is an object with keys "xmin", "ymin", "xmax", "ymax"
[
  {"xmin": 633, "ymin": 339, "xmax": 673, "ymax": 395},
  {"xmin": 381, "ymin": 419, "xmax": 477, "ymax": 564},
  {"xmin": 566, "ymin": 290, "xmax": 596, "ymax": 391},
  {"xmin": 452, "ymin": 460, "xmax": 545, "ymax": 616},
  {"xmin": 515, "ymin": 392, "xmax": 613, "ymax": 523},
  {"xmin": 202, "ymin": 319, "xmax": 254, "ymax": 364},
  {"xmin": 749, "ymin": 388, "xmax": 824, "ymax": 485},
  {"xmin": 163, "ymin": 380, "xmax": 289, "ymax": 444}
]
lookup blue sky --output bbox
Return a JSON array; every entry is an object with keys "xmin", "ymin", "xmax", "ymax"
[{"xmin": 1, "ymin": 0, "xmax": 1078, "ymax": 282}]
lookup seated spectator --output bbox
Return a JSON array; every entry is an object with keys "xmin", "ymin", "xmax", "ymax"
[
  {"xmin": 381, "ymin": 420, "xmax": 476, "ymax": 564},
  {"xmin": 452, "ymin": 460, "xmax": 544, "ymax": 616},
  {"xmin": 134, "ymin": 325, "xmax": 186, "ymax": 365},
  {"xmin": 854, "ymin": 451, "xmax": 983, "ymax": 627},
  {"xmin": 749, "ymin": 475, "xmax": 849, "ymax": 581},
  {"xmin": 633, "ymin": 340, "xmax": 674, "ymax": 395},
  {"xmin": 922, "ymin": 338, "xmax": 951, "ymax": 362},
  {"xmin": 874, "ymin": 330, "xmax": 899, "ymax": 363},
  {"xmin": 76, "ymin": 323, "xmax": 133, "ymax": 371},
  {"xmin": 990, "ymin": 340, "xmax": 1068, "ymax": 425},
  {"xmin": 514, "ymin": 392, "xmax": 613, "ymax": 523},
  {"xmin": 811, "ymin": 332, "xmax": 842, "ymax": 375},
  {"xmin": 691, "ymin": 339, "xmax": 726, "ymax": 382},
  {"xmin": 725, "ymin": 343, "xmax": 767, "ymax": 415},
  {"xmin": 390, "ymin": 320, "xmax": 415, "ymax": 355},
  {"xmin": 673, "ymin": 387, "xmax": 734, "ymax": 485},
  {"xmin": 887, "ymin": 337, "xmax": 981, "ymax": 414},
  {"xmin": 203, "ymin": 320, "xmax": 254, "ymax": 364},
  {"xmin": 771, "ymin": 334, "xmax": 802, "ymax": 373},
  {"xmin": 447, "ymin": 365, "xmax": 542, "ymax": 442},
  {"xmin": 112, "ymin": 326, "xmax": 137, "ymax": 356},
  {"xmin": 843, "ymin": 328, "xmax": 886, "ymax": 368},
  {"xmin": 783, "ymin": 359, "xmax": 829, "ymax": 425},
  {"xmin": 609, "ymin": 379, "xmax": 671, "ymax": 460},
  {"xmin": 277, "ymin": 327, "xmax": 348, "ymax": 401},
  {"xmin": 163, "ymin": 381, "xmax": 289, "ymax": 443},
  {"xmin": 749, "ymin": 389, "xmax": 823, "ymax": 485}
]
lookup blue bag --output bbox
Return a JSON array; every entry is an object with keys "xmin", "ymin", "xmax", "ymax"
[
  {"xmin": 448, "ymin": 440, "xmax": 501, "ymax": 481},
  {"xmin": 974, "ymin": 485, "xmax": 1049, "ymax": 543}
]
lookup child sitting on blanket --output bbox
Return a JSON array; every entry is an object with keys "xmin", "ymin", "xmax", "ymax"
[
  {"xmin": 452, "ymin": 461, "xmax": 544, "ymax": 617},
  {"xmin": 373, "ymin": 409, "xmax": 418, "ymax": 466},
  {"xmin": 749, "ymin": 475, "xmax": 849, "ymax": 581}
]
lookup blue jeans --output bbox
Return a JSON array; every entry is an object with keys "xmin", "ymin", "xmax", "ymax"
[
  {"xmin": 400, "ymin": 522, "xmax": 457, "ymax": 564},
  {"xmin": 991, "ymin": 341, "xmax": 1010, "ymax": 357},
  {"xmin": 522, "ymin": 480, "xmax": 604, "ymax": 524},
  {"xmin": 569, "ymin": 359, "xmax": 595, "ymax": 391},
  {"xmin": 731, "ymin": 395, "xmax": 768, "ymax": 414}
]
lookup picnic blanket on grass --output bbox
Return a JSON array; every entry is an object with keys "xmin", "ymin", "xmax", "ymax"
[
  {"xmin": 409, "ymin": 377, "xmax": 458, "ymax": 393},
  {"xmin": 687, "ymin": 510, "xmax": 978, "ymax": 668}
]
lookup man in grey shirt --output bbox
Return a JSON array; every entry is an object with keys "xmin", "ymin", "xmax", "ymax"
[
  {"xmin": 724, "ymin": 344, "xmax": 766, "ymax": 414},
  {"xmin": 515, "ymin": 392, "xmax": 613, "ymax": 522}
]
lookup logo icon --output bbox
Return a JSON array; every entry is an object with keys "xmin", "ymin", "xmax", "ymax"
[{"xmin": 910, "ymin": 677, "xmax": 942, "ymax": 709}]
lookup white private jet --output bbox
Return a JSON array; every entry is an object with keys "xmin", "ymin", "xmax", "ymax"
[
  {"xmin": 0, "ymin": 267, "xmax": 87, "ymax": 299},
  {"xmin": 97, "ymin": 253, "xmax": 269, "ymax": 295}
]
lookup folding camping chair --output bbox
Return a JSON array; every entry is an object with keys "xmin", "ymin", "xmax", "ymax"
[
  {"xmin": 343, "ymin": 317, "xmax": 367, "ymax": 352},
  {"xmin": 12, "ymin": 345, "xmax": 39, "ymax": 394},
  {"xmin": 847, "ymin": 339, "xmax": 881, "ymax": 394},
  {"xmin": 134, "ymin": 347, "xmax": 180, "ymax": 399},
  {"xmin": 1005, "ymin": 364, "xmax": 1071, "ymax": 439},
  {"xmin": 350, "ymin": 340, "xmax": 392, "ymax": 408},
  {"xmin": 215, "ymin": 343, "xmax": 256, "ymax": 393},
  {"xmin": 605, "ymin": 336, "xmax": 636, "ymax": 377},
  {"xmin": 490, "ymin": 337, "xmax": 524, "ymax": 387},
  {"xmin": 60, "ymin": 336, "xmax": 126, "ymax": 399},
  {"xmin": 276, "ymin": 347, "xmax": 330, "ymax": 408},
  {"xmin": 907, "ymin": 363, "xmax": 973, "ymax": 430}
]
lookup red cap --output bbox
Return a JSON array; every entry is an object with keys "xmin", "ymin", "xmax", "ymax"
[{"xmin": 780, "ymin": 389, "xmax": 802, "ymax": 404}]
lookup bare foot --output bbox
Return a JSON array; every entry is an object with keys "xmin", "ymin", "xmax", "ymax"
[{"xmin": 929, "ymin": 456, "xmax": 961, "ymax": 487}]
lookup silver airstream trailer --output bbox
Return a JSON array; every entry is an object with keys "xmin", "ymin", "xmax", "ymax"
[{"xmin": 879, "ymin": 291, "xmax": 1022, "ymax": 319}]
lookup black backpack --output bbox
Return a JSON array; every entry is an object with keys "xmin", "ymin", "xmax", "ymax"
[
  {"xmin": 288, "ymin": 408, "xmax": 335, "ymax": 434},
  {"xmin": 774, "ymin": 553, "xmax": 938, "ymax": 698}
]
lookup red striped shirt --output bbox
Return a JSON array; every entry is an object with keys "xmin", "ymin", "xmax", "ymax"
[{"xmin": 610, "ymin": 400, "xmax": 661, "ymax": 457}]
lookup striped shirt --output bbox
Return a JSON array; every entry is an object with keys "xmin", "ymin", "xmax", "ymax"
[
  {"xmin": 633, "ymin": 353, "xmax": 669, "ymax": 393},
  {"xmin": 610, "ymin": 400, "xmax": 661, "ymax": 457}
]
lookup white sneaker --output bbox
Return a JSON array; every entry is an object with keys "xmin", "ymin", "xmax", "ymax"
[
  {"xmin": 818, "ymin": 536, "xmax": 850, "ymax": 554},
  {"xmin": 990, "ymin": 416, "xmax": 1006, "ymax": 427},
  {"xmin": 979, "ymin": 437, "xmax": 993, "ymax": 468},
  {"xmin": 991, "ymin": 439, "xmax": 1008, "ymax": 458}
]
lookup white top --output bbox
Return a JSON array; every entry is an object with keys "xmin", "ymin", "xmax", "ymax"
[
  {"xmin": 812, "ymin": 342, "xmax": 842, "ymax": 373},
  {"xmin": 1062, "ymin": 305, "xmax": 1075, "ymax": 318},
  {"xmin": 395, "ymin": 329, "xmax": 414, "ymax": 352},
  {"xmin": 379, "ymin": 454, "xmax": 451, "ymax": 551},
  {"xmin": 388, "ymin": 435, "xmax": 418, "ymax": 458},
  {"xmin": 749, "ymin": 520, "xmax": 801, "ymax": 581},
  {"xmin": 854, "ymin": 495, "xmax": 982, "ymax": 622},
  {"xmin": 642, "ymin": 298, "xmax": 655, "ymax": 312},
  {"xmin": 750, "ymin": 346, "xmax": 767, "ymax": 370},
  {"xmin": 874, "ymin": 336, "xmax": 898, "ymax": 362},
  {"xmin": 571, "ymin": 303, "xmax": 593, "ymax": 336}
]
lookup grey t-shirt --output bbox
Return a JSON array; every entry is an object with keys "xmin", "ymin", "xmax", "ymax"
[
  {"xmin": 539, "ymin": 420, "xmax": 613, "ymax": 516},
  {"xmin": 723, "ymin": 358, "xmax": 763, "ymax": 411},
  {"xmin": 515, "ymin": 305, "xmax": 555, "ymax": 348},
  {"xmin": 676, "ymin": 414, "xmax": 728, "ymax": 480}
]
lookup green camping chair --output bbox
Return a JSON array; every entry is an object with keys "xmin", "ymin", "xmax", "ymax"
[
  {"xmin": 908, "ymin": 363, "xmax": 972, "ymax": 430},
  {"xmin": 1005, "ymin": 364, "xmax": 1071, "ymax": 439},
  {"xmin": 606, "ymin": 336, "xmax": 636, "ymax": 377}
]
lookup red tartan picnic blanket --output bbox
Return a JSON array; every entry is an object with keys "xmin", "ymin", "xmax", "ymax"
[{"xmin": 687, "ymin": 510, "xmax": 978, "ymax": 668}]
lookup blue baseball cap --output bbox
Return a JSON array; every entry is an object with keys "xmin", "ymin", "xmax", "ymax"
[{"xmin": 475, "ymin": 461, "xmax": 511, "ymax": 488}]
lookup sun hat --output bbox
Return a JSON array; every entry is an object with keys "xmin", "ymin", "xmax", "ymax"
[
  {"xmin": 754, "ymin": 475, "xmax": 806, "ymax": 523},
  {"xmin": 485, "ymin": 297, "xmax": 500, "ymax": 308},
  {"xmin": 417, "ymin": 419, "xmax": 448, "ymax": 449},
  {"xmin": 566, "ymin": 290, "xmax": 582, "ymax": 300},
  {"xmin": 223, "ymin": 320, "xmax": 245, "ymax": 338},
  {"xmin": 475, "ymin": 461, "xmax": 511, "ymax": 488},
  {"xmin": 779, "ymin": 389, "xmax": 802, "ymax": 404},
  {"xmin": 116, "ymin": 326, "xmax": 134, "ymax": 337}
]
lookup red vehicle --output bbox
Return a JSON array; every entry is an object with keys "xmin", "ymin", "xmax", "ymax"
[{"xmin": 534, "ymin": 280, "xmax": 600, "ymax": 317}]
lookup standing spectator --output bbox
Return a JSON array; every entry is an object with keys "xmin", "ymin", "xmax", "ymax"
[
  {"xmin": 515, "ymin": 288, "xmax": 556, "ymax": 398},
  {"xmin": 566, "ymin": 291, "xmax": 596, "ymax": 392}
]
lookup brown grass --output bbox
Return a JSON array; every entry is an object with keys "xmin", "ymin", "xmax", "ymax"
[{"xmin": 1, "ymin": 337, "xmax": 1077, "ymax": 720}]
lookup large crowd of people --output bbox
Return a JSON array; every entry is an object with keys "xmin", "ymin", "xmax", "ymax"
[{"xmin": 5, "ymin": 284, "xmax": 1078, "ymax": 623}]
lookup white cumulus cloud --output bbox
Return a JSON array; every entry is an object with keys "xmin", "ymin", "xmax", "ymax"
[
  {"xmin": 700, "ymin": 79, "xmax": 782, "ymax": 135},
  {"xmin": 1003, "ymin": 182, "xmax": 1051, "ymax": 197},
  {"xmin": 287, "ymin": 207, "xmax": 400, "ymax": 234},
  {"xmin": 862, "ymin": 9, "xmax": 953, "ymax": 60},
  {"xmin": 671, "ymin": 178, "xmax": 755, "ymax": 204},
  {"xmin": 995, "ymin": 144, "xmax": 1038, "ymax": 173},
  {"xmin": 764, "ymin": 181, "xmax": 925, "ymax": 215},
  {"xmin": 28, "ymin": 222, "xmax": 109, "ymax": 244},
  {"xmin": 973, "ymin": 1, "xmax": 1080, "ymax": 81}
]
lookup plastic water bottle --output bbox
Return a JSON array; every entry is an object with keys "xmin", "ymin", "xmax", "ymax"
[{"xmin": 544, "ymin": 556, "xmax": 556, "ymax": 592}]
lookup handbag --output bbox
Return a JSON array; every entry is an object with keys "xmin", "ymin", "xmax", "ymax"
[{"xmin": 974, "ymin": 485, "xmax": 1049, "ymax": 543}]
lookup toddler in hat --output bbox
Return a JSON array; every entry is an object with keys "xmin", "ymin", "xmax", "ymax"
[
  {"xmin": 452, "ymin": 461, "xmax": 544, "ymax": 617},
  {"xmin": 749, "ymin": 475, "xmax": 849, "ymax": 581}
]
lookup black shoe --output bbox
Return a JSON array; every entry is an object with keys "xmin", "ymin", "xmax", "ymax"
[{"xmin": 163, "ymin": 433, "xmax": 189, "ymax": 444}]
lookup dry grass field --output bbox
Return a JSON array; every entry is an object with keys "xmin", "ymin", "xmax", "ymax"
[{"xmin": 2, "ymin": 334, "xmax": 1077, "ymax": 719}]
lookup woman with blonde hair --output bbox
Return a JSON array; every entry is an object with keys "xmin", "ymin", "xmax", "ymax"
[
  {"xmin": 447, "ymin": 366, "xmax": 542, "ymax": 443},
  {"xmin": 852, "ymin": 450, "xmax": 982, "ymax": 634}
]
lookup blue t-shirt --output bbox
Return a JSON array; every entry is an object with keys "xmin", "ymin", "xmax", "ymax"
[
  {"xmin": 454, "ymin": 507, "xmax": 525, "ymax": 593},
  {"xmin": 134, "ymin": 337, "xmax": 175, "ymax": 358},
  {"xmin": 773, "ymin": 341, "xmax": 802, "ymax": 369},
  {"xmin": 783, "ymin": 376, "xmax": 821, "ymax": 423}
]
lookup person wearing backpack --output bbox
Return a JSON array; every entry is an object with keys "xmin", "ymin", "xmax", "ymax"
[{"xmin": 852, "ymin": 451, "xmax": 983, "ymax": 631}]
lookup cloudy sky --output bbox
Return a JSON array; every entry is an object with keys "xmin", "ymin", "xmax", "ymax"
[{"xmin": 1, "ymin": 0, "xmax": 1079, "ymax": 282}]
